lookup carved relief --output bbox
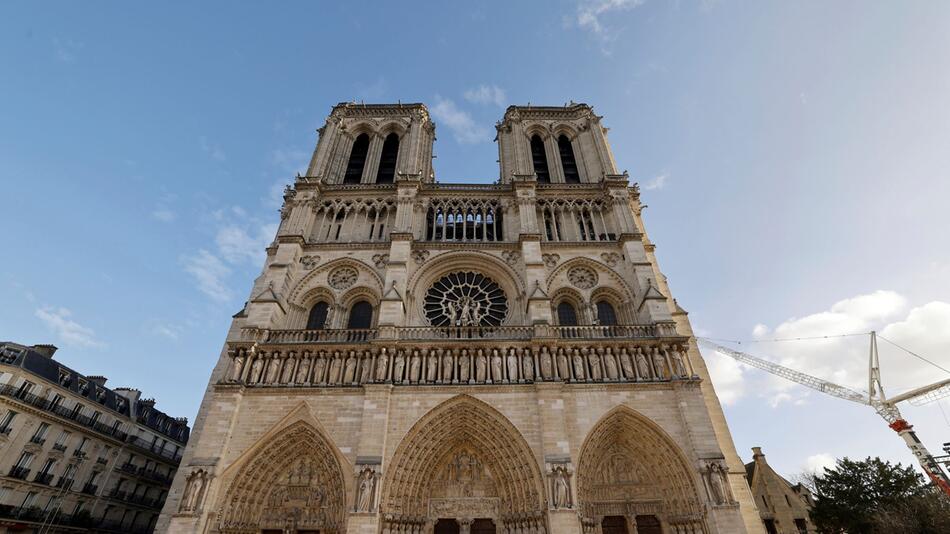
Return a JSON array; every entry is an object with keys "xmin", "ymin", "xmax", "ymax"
[
  {"xmin": 568, "ymin": 266, "xmax": 598, "ymax": 289},
  {"xmin": 411, "ymin": 249, "xmax": 430, "ymax": 265},
  {"xmin": 600, "ymin": 252, "xmax": 621, "ymax": 267},
  {"xmin": 354, "ymin": 465, "xmax": 380, "ymax": 512},
  {"xmin": 328, "ymin": 266, "xmax": 358, "ymax": 290},
  {"xmin": 703, "ymin": 460, "xmax": 735, "ymax": 506},
  {"xmin": 179, "ymin": 468, "xmax": 211, "ymax": 514},
  {"xmin": 300, "ymin": 255, "xmax": 321, "ymax": 270},
  {"xmin": 542, "ymin": 253, "xmax": 560, "ymax": 269},
  {"xmin": 501, "ymin": 250, "xmax": 520, "ymax": 266},
  {"xmin": 372, "ymin": 254, "xmax": 389, "ymax": 269},
  {"xmin": 548, "ymin": 464, "xmax": 573, "ymax": 509}
]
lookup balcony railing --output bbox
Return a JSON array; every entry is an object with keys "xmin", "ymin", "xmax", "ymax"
[
  {"xmin": 55, "ymin": 477, "xmax": 74, "ymax": 490},
  {"xmin": 81, "ymin": 483, "xmax": 98, "ymax": 495},
  {"xmin": 246, "ymin": 328, "xmax": 378, "ymax": 344},
  {"xmin": 52, "ymin": 443, "xmax": 67, "ymax": 452},
  {"xmin": 8, "ymin": 466, "xmax": 30, "ymax": 480},
  {"xmin": 33, "ymin": 472, "xmax": 53, "ymax": 485},
  {"xmin": 397, "ymin": 325, "xmax": 534, "ymax": 341},
  {"xmin": 29, "ymin": 435, "xmax": 46, "ymax": 446},
  {"xmin": 0, "ymin": 384, "xmax": 183, "ymax": 465}
]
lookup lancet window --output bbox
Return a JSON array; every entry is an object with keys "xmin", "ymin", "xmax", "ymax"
[
  {"xmin": 425, "ymin": 199, "xmax": 504, "ymax": 242},
  {"xmin": 537, "ymin": 198, "xmax": 616, "ymax": 242},
  {"xmin": 343, "ymin": 133, "xmax": 370, "ymax": 184},
  {"xmin": 347, "ymin": 301, "xmax": 374, "ymax": 329},
  {"xmin": 595, "ymin": 301, "xmax": 618, "ymax": 326},
  {"xmin": 530, "ymin": 135, "xmax": 551, "ymax": 183},
  {"xmin": 306, "ymin": 302, "xmax": 330, "ymax": 330},
  {"xmin": 310, "ymin": 199, "xmax": 396, "ymax": 243},
  {"xmin": 375, "ymin": 132, "xmax": 399, "ymax": 184},
  {"xmin": 557, "ymin": 302, "xmax": 579, "ymax": 326},
  {"xmin": 558, "ymin": 134, "xmax": 581, "ymax": 183}
]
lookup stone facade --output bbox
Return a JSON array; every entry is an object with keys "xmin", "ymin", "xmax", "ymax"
[
  {"xmin": 744, "ymin": 448, "xmax": 815, "ymax": 534},
  {"xmin": 157, "ymin": 102, "xmax": 765, "ymax": 534},
  {"xmin": 0, "ymin": 341, "xmax": 189, "ymax": 533}
]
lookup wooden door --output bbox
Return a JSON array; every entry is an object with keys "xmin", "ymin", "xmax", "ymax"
[
  {"xmin": 435, "ymin": 518, "xmax": 460, "ymax": 534},
  {"xmin": 635, "ymin": 515, "xmax": 662, "ymax": 534},
  {"xmin": 471, "ymin": 518, "xmax": 496, "ymax": 534},
  {"xmin": 602, "ymin": 515, "xmax": 629, "ymax": 534}
]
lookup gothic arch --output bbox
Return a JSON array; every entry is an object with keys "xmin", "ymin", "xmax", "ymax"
[
  {"xmin": 381, "ymin": 395, "xmax": 546, "ymax": 529},
  {"xmin": 576, "ymin": 406, "xmax": 706, "ymax": 529},
  {"xmin": 215, "ymin": 411, "xmax": 350, "ymax": 534},
  {"xmin": 546, "ymin": 257, "xmax": 634, "ymax": 303},
  {"xmin": 288, "ymin": 257, "xmax": 384, "ymax": 305},
  {"xmin": 406, "ymin": 250, "xmax": 526, "ymax": 326}
]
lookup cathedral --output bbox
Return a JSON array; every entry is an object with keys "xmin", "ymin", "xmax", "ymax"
[{"xmin": 156, "ymin": 103, "xmax": 764, "ymax": 534}]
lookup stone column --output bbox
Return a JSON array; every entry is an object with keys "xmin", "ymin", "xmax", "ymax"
[{"xmin": 362, "ymin": 133, "xmax": 384, "ymax": 184}]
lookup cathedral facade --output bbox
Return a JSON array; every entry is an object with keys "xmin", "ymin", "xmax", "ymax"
[{"xmin": 157, "ymin": 103, "xmax": 763, "ymax": 534}]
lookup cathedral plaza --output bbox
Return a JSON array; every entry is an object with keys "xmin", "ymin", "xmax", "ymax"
[{"xmin": 156, "ymin": 102, "xmax": 764, "ymax": 534}]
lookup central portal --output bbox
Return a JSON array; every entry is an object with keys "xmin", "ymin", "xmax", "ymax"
[{"xmin": 433, "ymin": 518, "xmax": 497, "ymax": 534}]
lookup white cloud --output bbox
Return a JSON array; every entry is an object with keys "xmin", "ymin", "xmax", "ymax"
[
  {"xmin": 35, "ymin": 307, "xmax": 105, "ymax": 348},
  {"xmin": 703, "ymin": 347, "xmax": 746, "ymax": 406},
  {"xmin": 464, "ymin": 85, "xmax": 507, "ymax": 107},
  {"xmin": 575, "ymin": 0, "xmax": 645, "ymax": 36},
  {"xmin": 215, "ymin": 223, "xmax": 278, "ymax": 265},
  {"xmin": 803, "ymin": 453, "xmax": 836, "ymax": 474},
  {"xmin": 182, "ymin": 249, "xmax": 233, "ymax": 302},
  {"xmin": 642, "ymin": 173, "xmax": 668, "ymax": 190},
  {"xmin": 430, "ymin": 96, "xmax": 491, "ymax": 144},
  {"xmin": 151, "ymin": 208, "xmax": 176, "ymax": 222},
  {"xmin": 150, "ymin": 322, "xmax": 182, "ymax": 341},
  {"xmin": 712, "ymin": 290, "xmax": 950, "ymax": 407},
  {"xmin": 199, "ymin": 136, "xmax": 226, "ymax": 162}
]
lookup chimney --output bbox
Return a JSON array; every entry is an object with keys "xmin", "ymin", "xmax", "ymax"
[
  {"xmin": 32, "ymin": 344, "xmax": 58, "ymax": 358},
  {"xmin": 86, "ymin": 375, "xmax": 108, "ymax": 387},
  {"xmin": 752, "ymin": 447, "xmax": 765, "ymax": 459}
]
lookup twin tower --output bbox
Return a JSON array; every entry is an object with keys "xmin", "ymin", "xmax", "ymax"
[{"xmin": 157, "ymin": 103, "xmax": 765, "ymax": 534}]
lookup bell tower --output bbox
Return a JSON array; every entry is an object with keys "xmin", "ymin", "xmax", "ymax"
[
  {"xmin": 496, "ymin": 104, "xmax": 619, "ymax": 184},
  {"xmin": 306, "ymin": 102, "xmax": 436, "ymax": 185}
]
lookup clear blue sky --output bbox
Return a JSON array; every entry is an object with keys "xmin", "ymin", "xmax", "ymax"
[{"xmin": 3, "ymin": 1, "xmax": 950, "ymax": 478}]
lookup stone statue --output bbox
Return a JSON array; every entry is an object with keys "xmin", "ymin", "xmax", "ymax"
[
  {"xmin": 586, "ymin": 348, "xmax": 602, "ymax": 381},
  {"xmin": 343, "ymin": 351, "xmax": 357, "ymax": 384},
  {"xmin": 652, "ymin": 347, "xmax": 667, "ymax": 380},
  {"xmin": 572, "ymin": 349, "xmax": 586, "ymax": 380},
  {"xmin": 409, "ymin": 349, "xmax": 421, "ymax": 383},
  {"xmin": 556, "ymin": 347, "xmax": 570, "ymax": 380},
  {"xmin": 356, "ymin": 468, "xmax": 375, "ymax": 512},
  {"xmin": 314, "ymin": 353, "xmax": 327, "ymax": 383},
  {"xmin": 707, "ymin": 463, "xmax": 731, "ymax": 504},
  {"xmin": 250, "ymin": 357, "xmax": 264, "ymax": 384},
  {"xmin": 521, "ymin": 348, "xmax": 534, "ymax": 381},
  {"xmin": 375, "ymin": 348, "xmax": 389, "ymax": 382},
  {"xmin": 552, "ymin": 467, "xmax": 571, "ymax": 509},
  {"xmin": 670, "ymin": 346, "xmax": 688, "ymax": 377},
  {"xmin": 328, "ymin": 351, "xmax": 342, "ymax": 384},
  {"xmin": 475, "ymin": 349, "xmax": 487, "ymax": 383},
  {"xmin": 179, "ymin": 470, "xmax": 209, "ymax": 513},
  {"xmin": 229, "ymin": 351, "xmax": 245, "ymax": 382},
  {"xmin": 635, "ymin": 347, "xmax": 651, "ymax": 380},
  {"xmin": 490, "ymin": 348, "xmax": 503, "ymax": 383},
  {"xmin": 539, "ymin": 346, "xmax": 553, "ymax": 380},
  {"xmin": 296, "ymin": 354, "xmax": 311, "ymax": 383},
  {"xmin": 603, "ymin": 348, "xmax": 618, "ymax": 380},
  {"xmin": 393, "ymin": 350, "xmax": 406, "ymax": 383},
  {"xmin": 266, "ymin": 356, "xmax": 281, "ymax": 383},
  {"xmin": 427, "ymin": 349, "xmax": 439, "ymax": 382},
  {"xmin": 506, "ymin": 347, "xmax": 519, "ymax": 382},
  {"xmin": 442, "ymin": 350, "xmax": 454, "ymax": 382},
  {"xmin": 458, "ymin": 349, "xmax": 471, "ymax": 382},
  {"xmin": 360, "ymin": 353, "xmax": 373, "ymax": 384},
  {"xmin": 619, "ymin": 347, "xmax": 634, "ymax": 379},
  {"xmin": 281, "ymin": 354, "xmax": 296, "ymax": 383}
]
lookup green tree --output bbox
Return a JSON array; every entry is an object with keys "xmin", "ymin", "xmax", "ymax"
[{"xmin": 809, "ymin": 457, "xmax": 930, "ymax": 534}]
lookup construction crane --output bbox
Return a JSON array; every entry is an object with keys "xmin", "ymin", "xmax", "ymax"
[{"xmin": 698, "ymin": 332, "xmax": 950, "ymax": 497}]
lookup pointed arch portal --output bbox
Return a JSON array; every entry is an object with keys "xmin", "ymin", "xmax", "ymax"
[
  {"xmin": 216, "ymin": 421, "xmax": 348, "ymax": 534},
  {"xmin": 381, "ymin": 395, "xmax": 546, "ymax": 533},
  {"xmin": 576, "ymin": 407, "xmax": 707, "ymax": 533}
]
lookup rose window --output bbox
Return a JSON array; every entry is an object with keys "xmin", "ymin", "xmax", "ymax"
[{"xmin": 424, "ymin": 271, "xmax": 508, "ymax": 327}]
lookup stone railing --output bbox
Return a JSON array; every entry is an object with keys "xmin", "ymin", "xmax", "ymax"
[
  {"xmin": 242, "ymin": 327, "xmax": 377, "ymax": 344},
  {"xmin": 397, "ymin": 325, "xmax": 534, "ymax": 341},
  {"xmin": 221, "ymin": 341, "xmax": 695, "ymax": 388}
]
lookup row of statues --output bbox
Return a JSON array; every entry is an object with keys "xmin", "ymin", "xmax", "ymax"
[
  {"xmin": 225, "ymin": 344, "xmax": 694, "ymax": 387},
  {"xmin": 382, "ymin": 514, "xmax": 548, "ymax": 534}
]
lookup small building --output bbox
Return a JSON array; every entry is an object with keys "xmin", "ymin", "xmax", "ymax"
[
  {"xmin": 745, "ymin": 447, "xmax": 816, "ymax": 534},
  {"xmin": 0, "ymin": 341, "xmax": 189, "ymax": 533}
]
